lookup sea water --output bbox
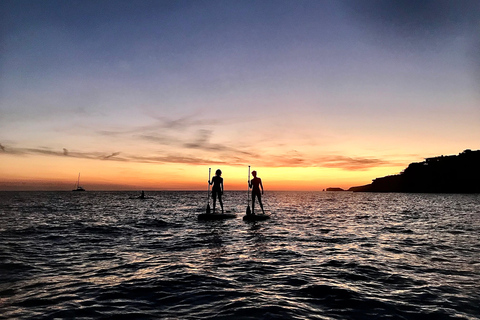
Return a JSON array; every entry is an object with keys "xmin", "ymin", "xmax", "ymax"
[{"xmin": 0, "ymin": 191, "xmax": 479, "ymax": 319}]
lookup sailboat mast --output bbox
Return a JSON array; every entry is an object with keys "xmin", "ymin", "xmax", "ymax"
[{"xmin": 72, "ymin": 172, "xmax": 85, "ymax": 191}]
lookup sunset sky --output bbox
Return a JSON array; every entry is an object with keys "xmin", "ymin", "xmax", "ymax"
[{"xmin": 1, "ymin": 0, "xmax": 479, "ymax": 191}]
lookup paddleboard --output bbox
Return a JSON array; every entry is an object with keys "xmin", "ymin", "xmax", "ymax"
[
  {"xmin": 242, "ymin": 214, "xmax": 270, "ymax": 221},
  {"xmin": 128, "ymin": 196, "xmax": 151, "ymax": 200},
  {"xmin": 198, "ymin": 213, "xmax": 236, "ymax": 221}
]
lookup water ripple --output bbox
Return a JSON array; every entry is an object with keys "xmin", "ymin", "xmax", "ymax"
[{"xmin": 0, "ymin": 191, "xmax": 479, "ymax": 319}]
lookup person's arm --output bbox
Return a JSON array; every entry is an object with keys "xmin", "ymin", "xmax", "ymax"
[
  {"xmin": 260, "ymin": 179, "xmax": 264, "ymax": 194},
  {"xmin": 221, "ymin": 179, "xmax": 224, "ymax": 194}
]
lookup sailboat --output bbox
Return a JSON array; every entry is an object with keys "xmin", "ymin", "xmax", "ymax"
[{"xmin": 72, "ymin": 173, "xmax": 86, "ymax": 191}]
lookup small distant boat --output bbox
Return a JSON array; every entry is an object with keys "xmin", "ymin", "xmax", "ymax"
[{"xmin": 72, "ymin": 173, "xmax": 85, "ymax": 191}]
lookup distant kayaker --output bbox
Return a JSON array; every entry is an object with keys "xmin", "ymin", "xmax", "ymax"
[
  {"xmin": 209, "ymin": 169, "xmax": 224, "ymax": 214},
  {"xmin": 249, "ymin": 170, "xmax": 265, "ymax": 215}
]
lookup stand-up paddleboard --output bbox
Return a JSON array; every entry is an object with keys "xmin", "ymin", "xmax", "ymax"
[
  {"xmin": 243, "ymin": 214, "xmax": 270, "ymax": 221},
  {"xmin": 198, "ymin": 213, "xmax": 236, "ymax": 220}
]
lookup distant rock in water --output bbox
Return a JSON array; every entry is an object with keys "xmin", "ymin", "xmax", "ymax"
[
  {"xmin": 349, "ymin": 149, "xmax": 480, "ymax": 193},
  {"xmin": 326, "ymin": 187, "xmax": 345, "ymax": 191}
]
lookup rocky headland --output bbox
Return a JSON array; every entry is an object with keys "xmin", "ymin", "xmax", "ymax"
[{"xmin": 349, "ymin": 149, "xmax": 480, "ymax": 193}]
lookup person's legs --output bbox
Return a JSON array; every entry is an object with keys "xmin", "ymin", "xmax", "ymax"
[
  {"xmin": 257, "ymin": 193, "xmax": 265, "ymax": 214},
  {"xmin": 218, "ymin": 193, "xmax": 224, "ymax": 213},
  {"xmin": 212, "ymin": 191, "xmax": 217, "ymax": 213},
  {"xmin": 251, "ymin": 193, "xmax": 255, "ymax": 214}
]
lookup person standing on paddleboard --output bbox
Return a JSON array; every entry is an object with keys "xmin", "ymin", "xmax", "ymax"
[
  {"xmin": 249, "ymin": 170, "xmax": 265, "ymax": 215},
  {"xmin": 209, "ymin": 169, "xmax": 224, "ymax": 214}
]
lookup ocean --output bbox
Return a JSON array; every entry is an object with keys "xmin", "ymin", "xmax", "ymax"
[{"xmin": 0, "ymin": 191, "xmax": 479, "ymax": 319}]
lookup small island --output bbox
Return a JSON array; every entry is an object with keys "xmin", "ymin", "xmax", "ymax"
[
  {"xmin": 349, "ymin": 149, "xmax": 480, "ymax": 193},
  {"xmin": 326, "ymin": 187, "xmax": 345, "ymax": 192}
]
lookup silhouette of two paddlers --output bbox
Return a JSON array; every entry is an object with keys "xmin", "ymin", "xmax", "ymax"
[{"xmin": 207, "ymin": 167, "xmax": 265, "ymax": 215}]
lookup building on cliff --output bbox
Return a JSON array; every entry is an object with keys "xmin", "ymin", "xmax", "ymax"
[{"xmin": 349, "ymin": 149, "xmax": 480, "ymax": 193}]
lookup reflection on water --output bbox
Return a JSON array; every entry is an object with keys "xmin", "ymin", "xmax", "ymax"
[{"xmin": 0, "ymin": 191, "xmax": 479, "ymax": 319}]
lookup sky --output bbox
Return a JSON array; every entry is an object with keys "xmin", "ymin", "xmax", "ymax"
[{"xmin": 1, "ymin": 0, "xmax": 479, "ymax": 191}]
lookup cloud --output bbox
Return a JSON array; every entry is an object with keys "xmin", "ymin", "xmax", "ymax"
[
  {"xmin": 137, "ymin": 134, "xmax": 177, "ymax": 145},
  {"xmin": 0, "ymin": 144, "xmax": 5, "ymax": 152},
  {"xmin": 315, "ymin": 155, "xmax": 398, "ymax": 171},
  {"xmin": 183, "ymin": 129, "xmax": 211, "ymax": 149},
  {"xmin": 155, "ymin": 115, "xmax": 215, "ymax": 130},
  {"xmin": 181, "ymin": 129, "xmax": 259, "ymax": 160},
  {"xmin": 1, "ymin": 112, "xmax": 403, "ymax": 171},
  {"xmin": 0, "ymin": 146, "xmax": 124, "ymax": 161},
  {"xmin": 97, "ymin": 116, "xmax": 258, "ymax": 158},
  {"xmin": 346, "ymin": 0, "xmax": 480, "ymax": 37},
  {"xmin": 24, "ymin": 148, "xmax": 62, "ymax": 156},
  {"xmin": 0, "ymin": 142, "xmax": 403, "ymax": 171},
  {"xmin": 183, "ymin": 129, "xmax": 230, "ymax": 152},
  {"xmin": 101, "ymin": 152, "xmax": 122, "ymax": 160},
  {"xmin": 129, "ymin": 154, "xmax": 226, "ymax": 166},
  {"xmin": 96, "ymin": 115, "xmax": 214, "ymax": 148},
  {"xmin": 252, "ymin": 150, "xmax": 400, "ymax": 170}
]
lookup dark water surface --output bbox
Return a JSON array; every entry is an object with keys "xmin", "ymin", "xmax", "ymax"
[{"xmin": 1, "ymin": 191, "xmax": 479, "ymax": 319}]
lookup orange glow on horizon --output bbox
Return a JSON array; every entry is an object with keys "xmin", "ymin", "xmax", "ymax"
[{"xmin": 0, "ymin": 153, "xmax": 407, "ymax": 191}]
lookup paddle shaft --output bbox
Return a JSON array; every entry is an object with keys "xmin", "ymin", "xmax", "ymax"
[
  {"xmin": 247, "ymin": 166, "xmax": 250, "ymax": 203},
  {"xmin": 208, "ymin": 168, "xmax": 211, "ymax": 203},
  {"xmin": 246, "ymin": 166, "xmax": 251, "ymax": 215}
]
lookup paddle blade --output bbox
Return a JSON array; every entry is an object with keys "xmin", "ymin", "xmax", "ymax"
[
  {"xmin": 246, "ymin": 205, "xmax": 251, "ymax": 215},
  {"xmin": 206, "ymin": 204, "xmax": 211, "ymax": 214}
]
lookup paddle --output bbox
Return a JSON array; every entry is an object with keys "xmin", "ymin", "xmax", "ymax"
[
  {"xmin": 246, "ymin": 165, "xmax": 251, "ymax": 215},
  {"xmin": 206, "ymin": 168, "xmax": 211, "ymax": 214}
]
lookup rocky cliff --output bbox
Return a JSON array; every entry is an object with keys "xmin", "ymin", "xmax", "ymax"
[{"xmin": 349, "ymin": 149, "xmax": 480, "ymax": 193}]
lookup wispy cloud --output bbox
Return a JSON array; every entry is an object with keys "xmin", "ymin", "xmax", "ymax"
[
  {"xmin": 96, "ymin": 115, "xmax": 212, "ymax": 147},
  {"xmin": 151, "ymin": 114, "xmax": 216, "ymax": 130},
  {"xmin": 256, "ymin": 151, "xmax": 400, "ymax": 170},
  {"xmin": 0, "ymin": 115, "xmax": 403, "ymax": 170},
  {"xmin": 94, "ymin": 114, "xmax": 258, "ymax": 160},
  {"xmin": 1, "ymin": 145, "xmax": 125, "ymax": 162},
  {"xmin": 97, "ymin": 114, "xmax": 216, "ymax": 137},
  {"xmin": 101, "ymin": 152, "xmax": 122, "ymax": 160},
  {"xmin": 182, "ymin": 129, "xmax": 257, "ymax": 157},
  {"xmin": 137, "ymin": 134, "xmax": 178, "ymax": 146},
  {"xmin": 315, "ymin": 155, "xmax": 398, "ymax": 170},
  {"xmin": 0, "ymin": 102, "xmax": 402, "ymax": 171},
  {"xmin": 1, "ymin": 142, "xmax": 402, "ymax": 171},
  {"xmin": 129, "ymin": 154, "xmax": 225, "ymax": 165}
]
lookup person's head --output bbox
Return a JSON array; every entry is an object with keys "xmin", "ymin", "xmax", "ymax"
[
  {"xmin": 251, "ymin": 170, "xmax": 257, "ymax": 177},
  {"xmin": 216, "ymin": 169, "xmax": 222, "ymax": 176}
]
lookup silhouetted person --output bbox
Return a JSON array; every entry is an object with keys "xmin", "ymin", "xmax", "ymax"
[
  {"xmin": 249, "ymin": 170, "xmax": 265, "ymax": 215},
  {"xmin": 139, "ymin": 190, "xmax": 145, "ymax": 199},
  {"xmin": 209, "ymin": 169, "xmax": 224, "ymax": 213}
]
